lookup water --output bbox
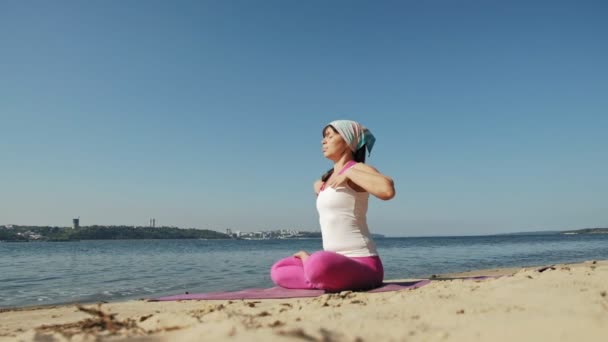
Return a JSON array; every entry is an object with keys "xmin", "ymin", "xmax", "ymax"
[{"xmin": 1, "ymin": 234, "xmax": 607, "ymax": 308}]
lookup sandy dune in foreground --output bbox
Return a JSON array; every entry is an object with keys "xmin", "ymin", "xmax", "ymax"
[{"xmin": 1, "ymin": 260, "xmax": 607, "ymax": 341}]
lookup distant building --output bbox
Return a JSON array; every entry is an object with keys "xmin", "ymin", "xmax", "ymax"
[
  {"xmin": 72, "ymin": 218, "xmax": 80, "ymax": 229},
  {"xmin": 226, "ymin": 228, "xmax": 232, "ymax": 236}
]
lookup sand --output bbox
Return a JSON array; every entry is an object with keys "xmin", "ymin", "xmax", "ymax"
[{"xmin": 1, "ymin": 260, "xmax": 607, "ymax": 341}]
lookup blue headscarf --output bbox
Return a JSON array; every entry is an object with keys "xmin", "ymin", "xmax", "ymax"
[{"xmin": 327, "ymin": 120, "xmax": 376, "ymax": 156}]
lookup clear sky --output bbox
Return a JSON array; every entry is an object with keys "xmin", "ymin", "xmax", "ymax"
[{"xmin": 1, "ymin": 1, "xmax": 606, "ymax": 236}]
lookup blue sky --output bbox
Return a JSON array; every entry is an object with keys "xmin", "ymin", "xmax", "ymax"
[{"xmin": 1, "ymin": 0, "xmax": 606, "ymax": 236}]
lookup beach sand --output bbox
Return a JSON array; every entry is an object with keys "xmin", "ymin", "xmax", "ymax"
[{"xmin": 1, "ymin": 260, "xmax": 607, "ymax": 341}]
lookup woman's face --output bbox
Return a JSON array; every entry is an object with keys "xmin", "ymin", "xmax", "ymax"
[{"xmin": 322, "ymin": 126, "xmax": 349, "ymax": 160}]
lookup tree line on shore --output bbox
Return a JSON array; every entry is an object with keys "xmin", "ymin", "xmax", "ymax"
[
  {"xmin": 561, "ymin": 228, "xmax": 608, "ymax": 234},
  {"xmin": 0, "ymin": 225, "xmax": 229, "ymax": 242},
  {"xmin": 2, "ymin": 225, "xmax": 605, "ymax": 242}
]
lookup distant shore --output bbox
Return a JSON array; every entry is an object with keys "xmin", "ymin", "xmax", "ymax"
[
  {"xmin": 2, "ymin": 259, "xmax": 607, "ymax": 341},
  {"xmin": 2, "ymin": 224, "xmax": 607, "ymax": 242},
  {"xmin": 0, "ymin": 225, "xmax": 328, "ymax": 242}
]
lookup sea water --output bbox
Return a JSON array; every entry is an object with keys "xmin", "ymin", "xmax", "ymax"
[{"xmin": 1, "ymin": 233, "xmax": 607, "ymax": 308}]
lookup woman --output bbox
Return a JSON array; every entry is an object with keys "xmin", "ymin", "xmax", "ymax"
[{"xmin": 270, "ymin": 120, "xmax": 396, "ymax": 292}]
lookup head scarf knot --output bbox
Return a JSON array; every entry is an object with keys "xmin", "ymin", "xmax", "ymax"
[{"xmin": 328, "ymin": 120, "xmax": 376, "ymax": 156}]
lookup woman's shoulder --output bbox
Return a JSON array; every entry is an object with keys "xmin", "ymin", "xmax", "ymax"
[{"xmin": 353, "ymin": 162, "xmax": 381, "ymax": 173}]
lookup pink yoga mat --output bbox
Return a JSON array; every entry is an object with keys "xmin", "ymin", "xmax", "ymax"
[{"xmin": 151, "ymin": 280, "xmax": 431, "ymax": 301}]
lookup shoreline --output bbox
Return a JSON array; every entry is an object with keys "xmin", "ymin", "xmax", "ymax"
[
  {"xmin": 2, "ymin": 259, "xmax": 607, "ymax": 341},
  {"xmin": 0, "ymin": 261, "xmax": 558, "ymax": 312}
]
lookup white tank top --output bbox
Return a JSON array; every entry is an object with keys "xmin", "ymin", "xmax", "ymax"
[{"xmin": 316, "ymin": 184, "xmax": 378, "ymax": 257}]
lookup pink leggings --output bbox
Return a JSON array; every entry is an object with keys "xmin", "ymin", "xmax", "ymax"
[{"xmin": 270, "ymin": 251, "xmax": 384, "ymax": 292}]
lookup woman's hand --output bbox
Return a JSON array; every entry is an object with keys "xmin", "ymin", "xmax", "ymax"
[
  {"xmin": 344, "ymin": 164, "xmax": 395, "ymax": 200},
  {"xmin": 293, "ymin": 250, "xmax": 310, "ymax": 262},
  {"xmin": 325, "ymin": 173, "xmax": 349, "ymax": 189}
]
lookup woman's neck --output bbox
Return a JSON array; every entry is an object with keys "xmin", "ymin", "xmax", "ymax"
[{"xmin": 333, "ymin": 155, "xmax": 354, "ymax": 174}]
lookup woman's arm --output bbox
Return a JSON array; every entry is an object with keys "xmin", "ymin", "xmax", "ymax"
[
  {"xmin": 345, "ymin": 163, "xmax": 395, "ymax": 200},
  {"xmin": 313, "ymin": 179, "xmax": 323, "ymax": 195}
]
